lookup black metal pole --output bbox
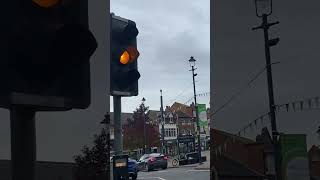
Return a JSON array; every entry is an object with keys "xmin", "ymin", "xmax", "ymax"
[
  {"xmin": 10, "ymin": 106, "xmax": 36, "ymax": 180},
  {"xmin": 113, "ymin": 96, "xmax": 123, "ymax": 155},
  {"xmin": 191, "ymin": 65, "xmax": 202, "ymax": 164},
  {"xmin": 160, "ymin": 90, "xmax": 165, "ymax": 154},
  {"xmin": 261, "ymin": 14, "xmax": 281, "ymax": 180},
  {"xmin": 143, "ymin": 108, "xmax": 147, "ymax": 154}
]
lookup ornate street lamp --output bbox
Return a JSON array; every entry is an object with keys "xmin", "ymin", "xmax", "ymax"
[
  {"xmin": 188, "ymin": 56, "xmax": 202, "ymax": 164},
  {"xmin": 189, "ymin": 56, "xmax": 196, "ymax": 67},
  {"xmin": 255, "ymin": 0, "xmax": 272, "ymax": 17}
]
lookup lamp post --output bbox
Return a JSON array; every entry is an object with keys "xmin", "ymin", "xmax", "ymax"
[
  {"xmin": 142, "ymin": 97, "xmax": 147, "ymax": 154},
  {"xmin": 188, "ymin": 56, "xmax": 202, "ymax": 164},
  {"xmin": 252, "ymin": 0, "xmax": 281, "ymax": 179},
  {"xmin": 160, "ymin": 90, "xmax": 166, "ymax": 154}
]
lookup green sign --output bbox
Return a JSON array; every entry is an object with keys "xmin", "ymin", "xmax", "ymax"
[
  {"xmin": 197, "ymin": 104, "xmax": 208, "ymax": 128},
  {"xmin": 279, "ymin": 134, "xmax": 310, "ymax": 180}
]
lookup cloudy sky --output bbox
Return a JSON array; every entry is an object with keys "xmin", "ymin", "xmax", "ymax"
[
  {"xmin": 111, "ymin": 0, "xmax": 210, "ymax": 113},
  {"xmin": 0, "ymin": 0, "xmax": 209, "ymax": 162},
  {"xmin": 213, "ymin": 0, "xmax": 320, "ymax": 148}
]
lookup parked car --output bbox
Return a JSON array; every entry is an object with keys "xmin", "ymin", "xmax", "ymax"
[
  {"xmin": 128, "ymin": 158, "xmax": 138, "ymax": 180},
  {"xmin": 137, "ymin": 153, "xmax": 168, "ymax": 171}
]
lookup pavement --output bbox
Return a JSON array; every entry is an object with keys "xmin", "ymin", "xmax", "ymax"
[
  {"xmin": 137, "ymin": 165, "xmax": 210, "ymax": 180},
  {"xmin": 195, "ymin": 150, "xmax": 210, "ymax": 170}
]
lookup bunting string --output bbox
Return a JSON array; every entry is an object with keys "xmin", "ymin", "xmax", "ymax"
[
  {"xmin": 275, "ymin": 96, "xmax": 320, "ymax": 113},
  {"xmin": 212, "ymin": 96, "xmax": 320, "ymax": 159},
  {"xmin": 212, "ymin": 111, "xmax": 271, "ymax": 158},
  {"xmin": 183, "ymin": 92, "xmax": 210, "ymax": 105}
]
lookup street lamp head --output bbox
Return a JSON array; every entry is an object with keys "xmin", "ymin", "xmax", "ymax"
[
  {"xmin": 142, "ymin": 97, "xmax": 146, "ymax": 102},
  {"xmin": 189, "ymin": 56, "xmax": 196, "ymax": 67},
  {"xmin": 255, "ymin": 0, "xmax": 272, "ymax": 17}
]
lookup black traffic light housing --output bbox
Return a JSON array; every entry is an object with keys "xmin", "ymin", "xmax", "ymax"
[
  {"xmin": 0, "ymin": 0, "xmax": 97, "ymax": 111},
  {"xmin": 110, "ymin": 14, "xmax": 140, "ymax": 97}
]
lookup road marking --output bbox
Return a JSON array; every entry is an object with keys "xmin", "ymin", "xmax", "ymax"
[
  {"xmin": 186, "ymin": 170, "xmax": 210, "ymax": 172},
  {"xmin": 152, "ymin": 170, "xmax": 169, "ymax": 173},
  {"xmin": 138, "ymin": 177, "xmax": 166, "ymax": 180}
]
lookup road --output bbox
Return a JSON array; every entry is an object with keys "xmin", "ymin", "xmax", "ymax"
[{"xmin": 136, "ymin": 166, "xmax": 210, "ymax": 180}]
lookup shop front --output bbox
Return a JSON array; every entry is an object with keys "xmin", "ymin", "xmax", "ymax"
[
  {"xmin": 178, "ymin": 135, "xmax": 195, "ymax": 156},
  {"xmin": 164, "ymin": 139, "xmax": 178, "ymax": 156}
]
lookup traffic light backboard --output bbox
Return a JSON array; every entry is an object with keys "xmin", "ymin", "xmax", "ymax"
[
  {"xmin": 0, "ymin": 0, "xmax": 97, "ymax": 110},
  {"xmin": 110, "ymin": 14, "xmax": 140, "ymax": 97}
]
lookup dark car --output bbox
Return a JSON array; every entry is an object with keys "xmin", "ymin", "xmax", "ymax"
[
  {"xmin": 137, "ymin": 153, "xmax": 168, "ymax": 171},
  {"xmin": 128, "ymin": 158, "xmax": 138, "ymax": 180}
]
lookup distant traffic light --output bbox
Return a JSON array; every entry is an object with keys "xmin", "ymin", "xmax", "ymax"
[
  {"xmin": 0, "ymin": 0, "xmax": 97, "ymax": 110},
  {"xmin": 110, "ymin": 14, "xmax": 140, "ymax": 96}
]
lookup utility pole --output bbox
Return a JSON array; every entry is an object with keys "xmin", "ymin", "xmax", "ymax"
[
  {"xmin": 188, "ymin": 56, "xmax": 202, "ymax": 164},
  {"xmin": 113, "ymin": 96, "xmax": 123, "ymax": 155},
  {"xmin": 253, "ymin": 13, "xmax": 281, "ymax": 180},
  {"xmin": 160, "ymin": 90, "xmax": 166, "ymax": 154}
]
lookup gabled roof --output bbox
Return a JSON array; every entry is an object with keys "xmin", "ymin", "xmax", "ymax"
[
  {"xmin": 309, "ymin": 145, "xmax": 320, "ymax": 153},
  {"xmin": 170, "ymin": 102, "xmax": 193, "ymax": 117},
  {"xmin": 309, "ymin": 145, "xmax": 320, "ymax": 162},
  {"xmin": 176, "ymin": 110, "xmax": 192, "ymax": 118},
  {"xmin": 147, "ymin": 110, "xmax": 160, "ymax": 121}
]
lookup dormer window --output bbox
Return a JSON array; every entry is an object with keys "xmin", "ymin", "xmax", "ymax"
[{"xmin": 169, "ymin": 113, "xmax": 173, "ymax": 123}]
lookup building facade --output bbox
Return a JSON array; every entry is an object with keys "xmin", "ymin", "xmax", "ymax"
[{"xmin": 161, "ymin": 110, "xmax": 179, "ymax": 156}]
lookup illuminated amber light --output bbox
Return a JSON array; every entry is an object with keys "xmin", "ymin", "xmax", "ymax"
[
  {"xmin": 120, "ymin": 51, "xmax": 130, "ymax": 65},
  {"xmin": 32, "ymin": 0, "xmax": 60, "ymax": 8}
]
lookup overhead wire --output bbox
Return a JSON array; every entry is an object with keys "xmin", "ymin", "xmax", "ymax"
[{"xmin": 210, "ymin": 66, "xmax": 267, "ymax": 118}]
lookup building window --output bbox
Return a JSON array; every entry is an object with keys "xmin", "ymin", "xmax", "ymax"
[{"xmin": 165, "ymin": 129, "xmax": 169, "ymax": 137}]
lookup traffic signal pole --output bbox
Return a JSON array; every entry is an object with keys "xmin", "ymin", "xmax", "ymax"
[
  {"xmin": 113, "ymin": 96, "xmax": 123, "ymax": 155},
  {"xmin": 10, "ymin": 107, "xmax": 36, "ymax": 180}
]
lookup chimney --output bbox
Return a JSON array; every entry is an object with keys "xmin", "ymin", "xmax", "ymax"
[{"xmin": 165, "ymin": 106, "xmax": 170, "ymax": 112}]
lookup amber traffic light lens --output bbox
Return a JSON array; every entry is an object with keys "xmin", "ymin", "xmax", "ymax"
[
  {"xmin": 32, "ymin": 0, "xmax": 60, "ymax": 8},
  {"xmin": 120, "ymin": 51, "xmax": 130, "ymax": 65},
  {"xmin": 119, "ymin": 47, "xmax": 139, "ymax": 65}
]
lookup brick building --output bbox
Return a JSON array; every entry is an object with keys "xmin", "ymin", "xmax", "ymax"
[
  {"xmin": 309, "ymin": 145, "xmax": 320, "ymax": 180},
  {"xmin": 211, "ymin": 128, "xmax": 275, "ymax": 180}
]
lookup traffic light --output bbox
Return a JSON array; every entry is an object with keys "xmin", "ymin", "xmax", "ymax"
[
  {"xmin": 0, "ymin": 0, "xmax": 97, "ymax": 110},
  {"xmin": 110, "ymin": 14, "xmax": 140, "ymax": 97}
]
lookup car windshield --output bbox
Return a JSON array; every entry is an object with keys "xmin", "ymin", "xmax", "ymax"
[
  {"xmin": 139, "ymin": 154, "xmax": 149, "ymax": 161},
  {"xmin": 150, "ymin": 153, "xmax": 162, "ymax": 157}
]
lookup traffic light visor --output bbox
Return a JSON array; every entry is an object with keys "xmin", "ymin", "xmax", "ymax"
[
  {"xmin": 119, "ymin": 46, "xmax": 139, "ymax": 65},
  {"xmin": 32, "ymin": 0, "xmax": 60, "ymax": 8}
]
